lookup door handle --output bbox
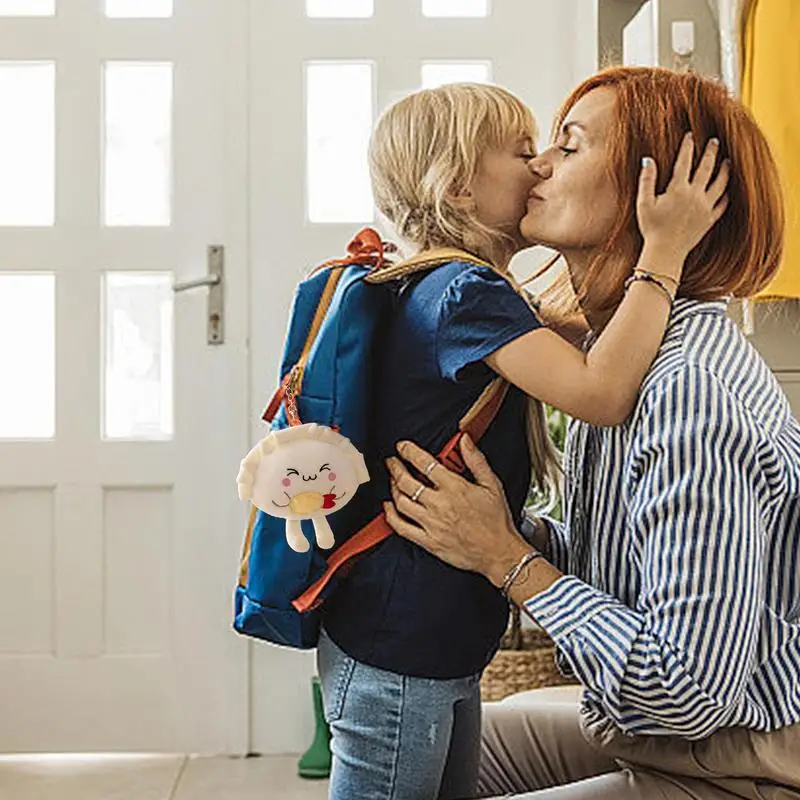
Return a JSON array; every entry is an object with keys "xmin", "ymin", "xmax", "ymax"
[
  {"xmin": 173, "ymin": 274, "xmax": 220, "ymax": 292},
  {"xmin": 173, "ymin": 245, "xmax": 225, "ymax": 345}
]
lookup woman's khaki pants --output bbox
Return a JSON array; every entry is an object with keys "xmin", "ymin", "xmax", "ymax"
[{"xmin": 478, "ymin": 686, "xmax": 800, "ymax": 799}]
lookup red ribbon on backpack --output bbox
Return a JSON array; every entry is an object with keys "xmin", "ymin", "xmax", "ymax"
[{"xmin": 314, "ymin": 227, "xmax": 394, "ymax": 273}]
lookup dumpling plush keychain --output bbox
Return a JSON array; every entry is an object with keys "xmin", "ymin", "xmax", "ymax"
[{"xmin": 236, "ymin": 423, "xmax": 370, "ymax": 553}]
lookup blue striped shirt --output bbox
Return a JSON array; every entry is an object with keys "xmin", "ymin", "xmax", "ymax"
[{"xmin": 525, "ymin": 299, "xmax": 800, "ymax": 739}]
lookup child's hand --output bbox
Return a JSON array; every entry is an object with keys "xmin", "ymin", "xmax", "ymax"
[{"xmin": 636, "ymin": 133, "xmax": 730, "ymax": 283}]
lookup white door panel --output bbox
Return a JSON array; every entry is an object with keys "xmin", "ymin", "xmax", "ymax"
[{"xmin": 0, "ymin": 0, "xmax": 249, "ymax": 754}]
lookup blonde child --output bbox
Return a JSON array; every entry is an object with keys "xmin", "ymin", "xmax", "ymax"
[{"xmin": 318, "ymin": 83, "xmax": 727, "ymax": 800}]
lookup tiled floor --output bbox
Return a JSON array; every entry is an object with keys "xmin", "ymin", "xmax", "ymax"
[{"xmin": 0, "ymin": 754, "xmax": 329, "ymax": 800}]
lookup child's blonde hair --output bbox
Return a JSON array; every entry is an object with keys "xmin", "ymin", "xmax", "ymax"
[
  {"xmin": 370, "ymin": 83, "xmax": 559, "ymax": 496},
  {"xmin": 369, "ymin": 82, "xmax": 536, "ymax": 264}
]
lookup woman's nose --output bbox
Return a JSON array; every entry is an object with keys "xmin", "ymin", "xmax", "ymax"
[{"xmin": 528, "ymin": 156, "xmax": 552, "ymax": 179}]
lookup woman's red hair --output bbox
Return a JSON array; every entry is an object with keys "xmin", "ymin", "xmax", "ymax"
[{"xmin": 552, "ymin": 67, "xmax": 784, "ymax": 317}]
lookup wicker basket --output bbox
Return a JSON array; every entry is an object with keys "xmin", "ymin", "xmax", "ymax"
[{"xmin": 480, "ymin": 611, "xmax": 578, "ymax": 702}]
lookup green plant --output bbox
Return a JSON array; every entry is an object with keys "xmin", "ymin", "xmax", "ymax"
[
  {"xmin": 526, "ymin": 405, "xmax": 569, "ymax": 521},
  {"xmin": 546, "ymin": 405, "xmax": 569, "ymax": 453}
]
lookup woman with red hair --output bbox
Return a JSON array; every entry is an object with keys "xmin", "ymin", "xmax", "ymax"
[{"xmin": 385, "ymin": 67, "xmax": 800, "ymax": 798}]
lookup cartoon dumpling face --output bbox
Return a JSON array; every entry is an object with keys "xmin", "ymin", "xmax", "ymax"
[{"xmin": 236, "ymin": 423, "xmax": 369, "ymax": 553}]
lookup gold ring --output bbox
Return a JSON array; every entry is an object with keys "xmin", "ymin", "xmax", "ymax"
[{"xmin": 411, "ymin": 485, "xmax": 426, "ymax": 503}]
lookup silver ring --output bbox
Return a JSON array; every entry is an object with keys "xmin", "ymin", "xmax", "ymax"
[
  {"xmin": 411, "ymin": 485, "xmax": 426, "ymax": 503},
  {"xmin": 424, "ymin": 460, "xmax": 438, "ymax": 477}
]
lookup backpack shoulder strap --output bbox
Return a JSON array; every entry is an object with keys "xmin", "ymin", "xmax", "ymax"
[
  {"xmin": 367, "ymin": 245, "xmax": 532, "ymax": 307},
  {"xmin": 452, "ymin": 377, "xmax": 508, "ymax": 460},
  {"xmin": 365, "ymin": 246, "xmax": 493, "ymax": 284}
]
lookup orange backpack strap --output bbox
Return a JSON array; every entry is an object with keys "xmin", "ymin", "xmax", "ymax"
[
  {"xmin": 292, "ymin": 376, "xmax": 509, "ymax": 613},
  {"xmin": 441, "ymin": 377, "xmax": 509, "ymax": 470}
]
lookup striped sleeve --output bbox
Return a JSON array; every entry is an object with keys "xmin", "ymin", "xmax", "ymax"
[
  {"xmin": 519, "ymin": 511, "xmax": 570, "ymax": 573},
  {"xmin": 525, "ymin": 367, "xmax": 773, "ymax": 738},
  {"xmin": 542, "ymin": 516, "xmax": 570, "ymax": 574}
]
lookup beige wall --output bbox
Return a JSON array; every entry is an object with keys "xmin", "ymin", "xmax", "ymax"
[
  {"xmin": 599, "ymin": 0, "xmax": 720, "ymax": 73},
  {"xmin": 598, "ymin": 0, "xmax": 643, "ymax": 66},
  {"xmin": 734, "ymin": 303, "xmax": 800, "ymax": 416},
  {"xmin": 655, "ymin": 0, "xmax": 721, "ymax": 77}
]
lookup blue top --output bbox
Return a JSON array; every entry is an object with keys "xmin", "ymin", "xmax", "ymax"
[{"xmin": 323, "ymin": 260, "xmax": 542, "ymax": 679}]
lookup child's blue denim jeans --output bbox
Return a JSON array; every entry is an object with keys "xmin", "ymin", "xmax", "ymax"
[{"xmin": 317, "ymin": 628, "xmax": 482, "ymax": 800}]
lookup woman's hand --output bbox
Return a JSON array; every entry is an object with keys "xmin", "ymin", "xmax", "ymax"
[
  {"xmin": 637, "ymin": 133, "xmax": 730, "ymax": 281},
  {"xmin": 384, "ymin": 436, "xmax": 527, "ymax": 587}
]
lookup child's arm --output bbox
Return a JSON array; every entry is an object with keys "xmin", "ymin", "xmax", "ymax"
[{"xmin": 486, "ymin": 136, "xmax": 729, "ymax": 427}]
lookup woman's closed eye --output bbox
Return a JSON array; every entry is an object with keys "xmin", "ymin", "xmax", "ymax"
[{"xmin": 555, "ymin": 133, "xmax": 578, "ymax": 156}]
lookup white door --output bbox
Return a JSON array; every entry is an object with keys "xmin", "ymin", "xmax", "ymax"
[
  {"xmin": 0, "ymin": 0, "xmax": 249, "ymax": 753},
  {"xmin": 247, "ymin": 0, "xmax": 597, "ymax": 754}
]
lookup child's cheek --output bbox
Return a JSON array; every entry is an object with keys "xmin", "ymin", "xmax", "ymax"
[
  {"xmin": 282, "ymin": 477, "xmax": 292, "ymax": 488},
  {"xmin": 328, "ymin": 472, "xmax": 337, "ymax": 482}
]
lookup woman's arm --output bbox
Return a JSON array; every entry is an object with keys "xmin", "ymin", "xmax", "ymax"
[
  {"xmin": 520, "ymin": 368, "xmax": 770, "ymax": 738},
  {"xmin": 384, "ymin": 371, "xmax": 771, "ymax": 738},
  {"xmin": 487, "ymin": 137, "xmax": 729, "ymax": 426}
]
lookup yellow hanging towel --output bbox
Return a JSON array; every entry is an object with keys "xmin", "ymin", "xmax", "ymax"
[{"xmin": 740, "ymin": 0, "xmax": 800, "ymax": 300}]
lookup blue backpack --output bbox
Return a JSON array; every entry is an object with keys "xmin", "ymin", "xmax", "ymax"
[{"xmin": 234, "ymin": 229, "xmax": 510, "ymax": 649}]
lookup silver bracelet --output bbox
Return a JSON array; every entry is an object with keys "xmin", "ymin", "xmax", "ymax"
[{"xmin": 501, "ymin": 549, "xmax": 544, "ymax": 599}]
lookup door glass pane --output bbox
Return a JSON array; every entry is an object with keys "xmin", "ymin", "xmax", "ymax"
[
  {"xmin": 306, "ymin": 62, "xmax": 373, "ymax": 223},
  {"xmin": 306, "ymin": 0, "xmax": 373, "ymax": 17},
  {"xmin": 104, "ymin": 63, "xmax": 172, "ymax": 227},
  {"xmin": 422, "ymin": 0, "xmax": 488, "ymax": 17},
  {"xmin": 0, "ymin": 0, "xmax": 54, "ymax": 14},
  {"xmin": 0, "ymin": 63, "xmax": 54, "ymax": 227},
  {"xmin": 422, "ymin": 61, "xmax": 491, "ymax": 88},
  {"xmin": 103, "ymin": 273, "xmax": 173, "ymax": 440},
  {"xmin": 0, "ymin": 275, "xmax": 55, "ymax": 439},
  {"xmin": 105, "ymin": 0, "xmax": 172, "ymax": 17}
]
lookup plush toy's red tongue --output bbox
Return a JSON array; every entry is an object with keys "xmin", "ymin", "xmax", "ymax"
[{"xmin": 322, "ymin": 493, "xmax": 337, "ymax": 510}]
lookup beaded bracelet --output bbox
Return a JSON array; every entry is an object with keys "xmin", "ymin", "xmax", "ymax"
[
  {"xmin": 624, "ymin": 271, "xmax": 676, "ymax": 304},
  {"xmin": 633, "ymin": 268, "xmax": 679, "ymax": 289},
  {"xmin": 501, "ymin": 549, "xmax": 545, "ymax": 599}
]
